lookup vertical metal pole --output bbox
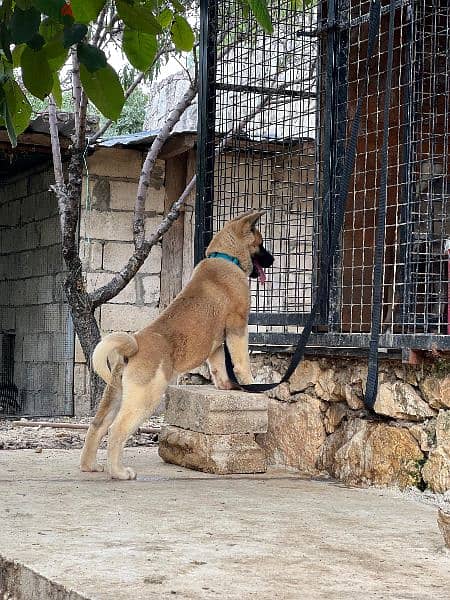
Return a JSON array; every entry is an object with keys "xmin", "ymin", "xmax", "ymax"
[
  {"xmin": 194, "ymin": 0, "xmax": 218, "ymax": 264},
  {"xmin": 319, "ymin": 0, "xmax": 337, "ymax": 324}
]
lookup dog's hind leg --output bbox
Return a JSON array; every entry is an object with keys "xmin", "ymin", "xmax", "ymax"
[
  {"xmin": 106, "ymin": 366, "xmax": 168, "ymax": 480},
  {"xmin": 80, "ymin": 365, "xmax": 122, "ymax": 472}
]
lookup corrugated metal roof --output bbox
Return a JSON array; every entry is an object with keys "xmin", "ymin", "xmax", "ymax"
[{"xmin": 97, "ymin": 129, "xmax": 197, "ymax": 148}]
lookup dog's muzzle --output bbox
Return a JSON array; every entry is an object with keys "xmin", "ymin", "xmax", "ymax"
[{"xmin": 250, "ymin": 244, "xmax": 274, "ymax": 283}]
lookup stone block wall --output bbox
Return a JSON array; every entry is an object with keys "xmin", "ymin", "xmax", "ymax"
[
  {"xmin": 0, "ymin": 165, "xmax": 73, "ymax": 416},
  {"xmin": 181, "ymin": 354, "xmax": 450, "ymax": 493},
  {"xmin": 75, "ymin": 147, "xmax": 165, "ymax": 413}
]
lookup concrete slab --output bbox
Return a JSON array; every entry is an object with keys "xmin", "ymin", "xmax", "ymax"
[{"xmin": 0, "ymin": 448, "xmax": 449, "ymax": 600}]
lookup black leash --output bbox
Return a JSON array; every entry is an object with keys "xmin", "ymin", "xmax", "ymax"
[
  {"xmin": 225, "ymin": 0, "xmax": 384, "ymax": 403},
  {"xmin": 364, "ymin": 0, "xmax": 396, "ymax": 409}
]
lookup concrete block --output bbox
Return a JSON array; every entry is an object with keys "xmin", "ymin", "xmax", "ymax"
[
  {"xmin": 90, "ymin": 176, "xmax": 111, "ymax": 210},
  {"xmin": 0, "ymin": 201, "xmax": 21, "ymax": 226},
  {"xmin": 40, "ymin": 216, "xmax": 61, "ymax": 247},
  {"xmin": 46, "ymin": 244, "xmax": 64, "ymax": 274},
  {"xmin": 34, "ymin": 191, "xmax": 58, "ymax": 221},
  {"xmin": 159, "ymin": 425, "xmax": 267, "ymax": 474},
  {"xmin": 29, "ymin": 168, "xmax": 54, "ymax": 193},
  {"xmin": 100, "ymin": 304, "xmax": 158, "ymax": 332},
  {"xmin": 80, "ymin": 210, "xmax": 134, "ymax": 242},
  {"xmin": 79, "ymin": 239, "xmax": 103, "ymax": 271},
  {"xmin": 22, "ymin": 333, "xmax": 51, "ymax": 362},
  {"xmin": 86, "ymin": 272, "xmax": 136, "ymax": 304},
  {"xmin": 0, "ymin": 306, "xmax": 15, "ymax": 330},
  {"xmin": 142, "ymin": 275, "xmax": 160, "ymax": 304},
  {"xmin": 1, "ymin": 177, "xmax": 28, "ymax": 204},
  {"xmin": 74, "ymin": 336, "xmax": 86, "ymax": 363},
  {"xmin": 110, "ymin": 180, "xmax": 138, "ymax": 211},
  {"xmin": 102, "ymin": 241, "xmax": 161, "ymax": 274},
  {"xmin": 36, "ymin": 275, "xmax": 54, "ymax": 304},
  {"xmin": 74, "ymin": 364, "xmax": 87, "ymax": 396},
  {"xmin": 165, "ymin": 385, "xmax": 268, "ymax": 434},
  {"xmin": 87, "ymin": 147, "xmax": 142, "ymax": 179}
]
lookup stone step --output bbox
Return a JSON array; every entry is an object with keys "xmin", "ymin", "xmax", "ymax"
[
  {"xmin": 164, "ymin": 384, "xmax": 269, "ymax": 435},
  {"xmin": 159, "ymin": 425, "xmax": 267, "ymax": 474}
]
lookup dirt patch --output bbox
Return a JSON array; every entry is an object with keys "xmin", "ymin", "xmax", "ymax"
[{"xmin": 0, "ymin": 416, "xmax": 163, "ymax": 451}]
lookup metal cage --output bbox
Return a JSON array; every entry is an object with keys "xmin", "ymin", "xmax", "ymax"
[{"xmin": 195, "ymin": 0, "xmax": 450, "ymax": 352}]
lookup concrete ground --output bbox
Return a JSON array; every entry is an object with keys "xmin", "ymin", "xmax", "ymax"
[{"xmin": 0, "ymin": 448, "xmax": 448, "ymax": 600}]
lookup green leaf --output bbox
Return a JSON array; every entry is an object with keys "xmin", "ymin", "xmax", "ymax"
[
  {"xmin": 10, "ymin": 7, "xmax": 41, "ymax": 44},
  {"xmin": 71, "ymin": 0, "xmax": 106, "ymax": 24},
  {"xmin": 170, "ymin": 0, "xmax": 185, "ymax": 13},
  {"xmin": 122, "ymin": 27, "xmax": 157, "ymax": 72},
  {"xmin": 0, "ymin": 83, "xmax": 17, "ymax": 147},
  {"xmin": 4, "ymin": 78, "xmax": 32, "ymax": 136},
  {"xmin": 15, "ymin": 0, "xmax": 35, "ymax": 8},
  {"xmin": 51, "ymin": 72, "xmax": 62, "ymax": 107},
  {"xmin": 44, "ymin": 34, "xmax": 68, "ymax": 70},
  {"xmin": 40, "ymin": 17, "xmax": 64, "ymax": 42},
  {"xmin": 116, "ymin": 0, "xmax": 162, "ymax": 35},
  {"xmin": 170, "ymin": 15, "xmax": 194, "ymax": 52},
  {"xmin": 21, "ymin": 46, "xmax": 53, "ymax": 100},
  {"xmin": 27, "ymin": 33, "xmax": 46, "ymax": 51},
  {"xmin": 80, "ymin": 62, "xmax": 125, "ymax": 121},
  {"xmin": 77, "ymin": 42, "xmax": 107, "ymax": 72},
  {"xmin": 158, "ymin": 7, "xmax": 173, "ymax": 28},
  {"xmin": 246, "ymin": 0, "xmax": 273, "ymax": 34},
  {"xmin": 12, "ymin": 44, "xmax": 25, "ymax": 68},
  {"xmin": 33, "ymin": 0, "xmax": 66, "ymax": 20},
  {"xmin": 63, "ymin": 23, "xmax": 88, "ymax": 48}
]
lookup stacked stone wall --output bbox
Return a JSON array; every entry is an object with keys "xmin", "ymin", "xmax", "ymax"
[{"xmin": 181, "ymin": 355, "xmax": 450, "ymax": 493}]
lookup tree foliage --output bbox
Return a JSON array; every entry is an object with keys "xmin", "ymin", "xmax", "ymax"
[{"xmin": 0, "ymin": 0, "xmax": 277, "ymax": 147}]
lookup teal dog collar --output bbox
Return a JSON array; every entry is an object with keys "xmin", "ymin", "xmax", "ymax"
[{"xmin": 207, "ymin": 252, "xmax": 242, "ymax": 270}]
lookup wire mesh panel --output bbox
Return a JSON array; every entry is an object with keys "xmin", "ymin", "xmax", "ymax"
[
  {"xmin": 196, "ymin": 0, "xmax": 450, "ymax": 350},
  {"xmin": 196, "ymin": 0, "xmax": 322, "ymax": 337},
  {"xmin": 330, "ymin": 0, "xmax": 449, "ymax": 345}
]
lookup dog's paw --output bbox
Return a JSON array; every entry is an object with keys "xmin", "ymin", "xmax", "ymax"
[
  {"xmin": 108, "ymin": 466, "xmax": 137, "ymax": 480},
  {"xmin": 80, "ymin": 462, "xmax": 104, "ymax": 473}
]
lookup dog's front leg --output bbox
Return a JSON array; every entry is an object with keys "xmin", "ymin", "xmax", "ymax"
[
  {"xmin": 225, "ymin": 325, "xmax": 254, "ymax": 385},
  {"xmin": 207, "ymin": 346, "xmax": 239, "ymax": 390}
]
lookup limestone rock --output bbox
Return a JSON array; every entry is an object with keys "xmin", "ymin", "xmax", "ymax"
[
  {"xmin": 164, "ymin": 385, "xmax": 268, "ymax": 434},
  {"xmin": 159, "ymin": 426, "xmax": 266, "ymax": 474},
  {"xmin": 319, "ymin": 418, "xmax": 424, "ymax": 489},
  {"xmin": 289, "ymin": 359, "xmax": 322, "ymax": 393},
  {"xmin": 344, "ymin": 383, "xmax": 365, "ymax": 410},
  {"xmin": 256, "ymin": 395, "xmax": 326, "ymax": 475},
  {"xmin": 314, "ymin": 368, "xmax": 346, "ymax": 402},
  {"xmin": 324, "ymin": 402, "xmax": 349, "ymax": 434},
  {"xmin": 435, "ymin": 410, "xmax": 450, "ymax": 453},
  {"xmin": 420, "ymin": 375, "xmax": 450, "ymax": 409},
  {"xmin": 422, "ymin": 448, "xmax": 450, "ymax": 493},
  {"xmin": 374, "ymin": 381, "xmax": 436, "ymax": 421},
  {"xmin": 437, "ymin": 509, "xmax": 450, "ymax": 549},
  {"xmin": 404, "ymin": 420, "xmax": 436, "ymax": 452},
  {"xmin": 255, "ymin": 366, "xmax": 291, "ymax": 402}
]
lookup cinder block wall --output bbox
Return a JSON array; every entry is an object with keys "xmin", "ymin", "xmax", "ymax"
[
  {"xmin": 0, "ymin": 165, "xmax": 73, "ymax": 416},
  {"xmin": 75, "ymin": 147, "xmax": 165, "ymax": 413}
]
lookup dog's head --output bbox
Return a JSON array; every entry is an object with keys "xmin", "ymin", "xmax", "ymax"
[{"xmin": 206, "ymin": 211, "xmax": 274, "ymax": 283}]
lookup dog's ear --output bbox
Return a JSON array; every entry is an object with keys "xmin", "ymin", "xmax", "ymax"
[{"xmin": 233, "ymin": 210, "xmax": 265, "ymax": 233}]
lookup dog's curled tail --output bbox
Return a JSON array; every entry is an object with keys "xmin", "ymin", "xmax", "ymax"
[{"xmin": 92, "ymin": 332, "xmax": 138, "ymax": 384}]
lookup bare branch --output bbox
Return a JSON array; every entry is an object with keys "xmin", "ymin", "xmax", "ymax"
[
  {"xmin": 133, "ymin": 80, "xmax": 197, "ymax": 247},
  {"xmin": 71, "ymin": 49, "xmax": 82, "ymax": 136},
  {"xmin": 90, "ymin": 174, "xmax": 197, "ymax": 308},
  {"xmin": 48, "ymin": 96, "xmax": 64, "ymax": 190},
  {"xmin": 89, "ymin": 78, "xmax": 198, "ymax": 307}
]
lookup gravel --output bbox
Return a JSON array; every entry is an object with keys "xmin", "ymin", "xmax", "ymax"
[{"xmin": 0, "ymin": 416, "xmax": 164, "ymax": 451}]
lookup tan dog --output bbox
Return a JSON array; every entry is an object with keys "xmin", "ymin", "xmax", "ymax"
[{"xmin": 80, "ymin": 211, "xmax": 274, "ymax": 479}]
